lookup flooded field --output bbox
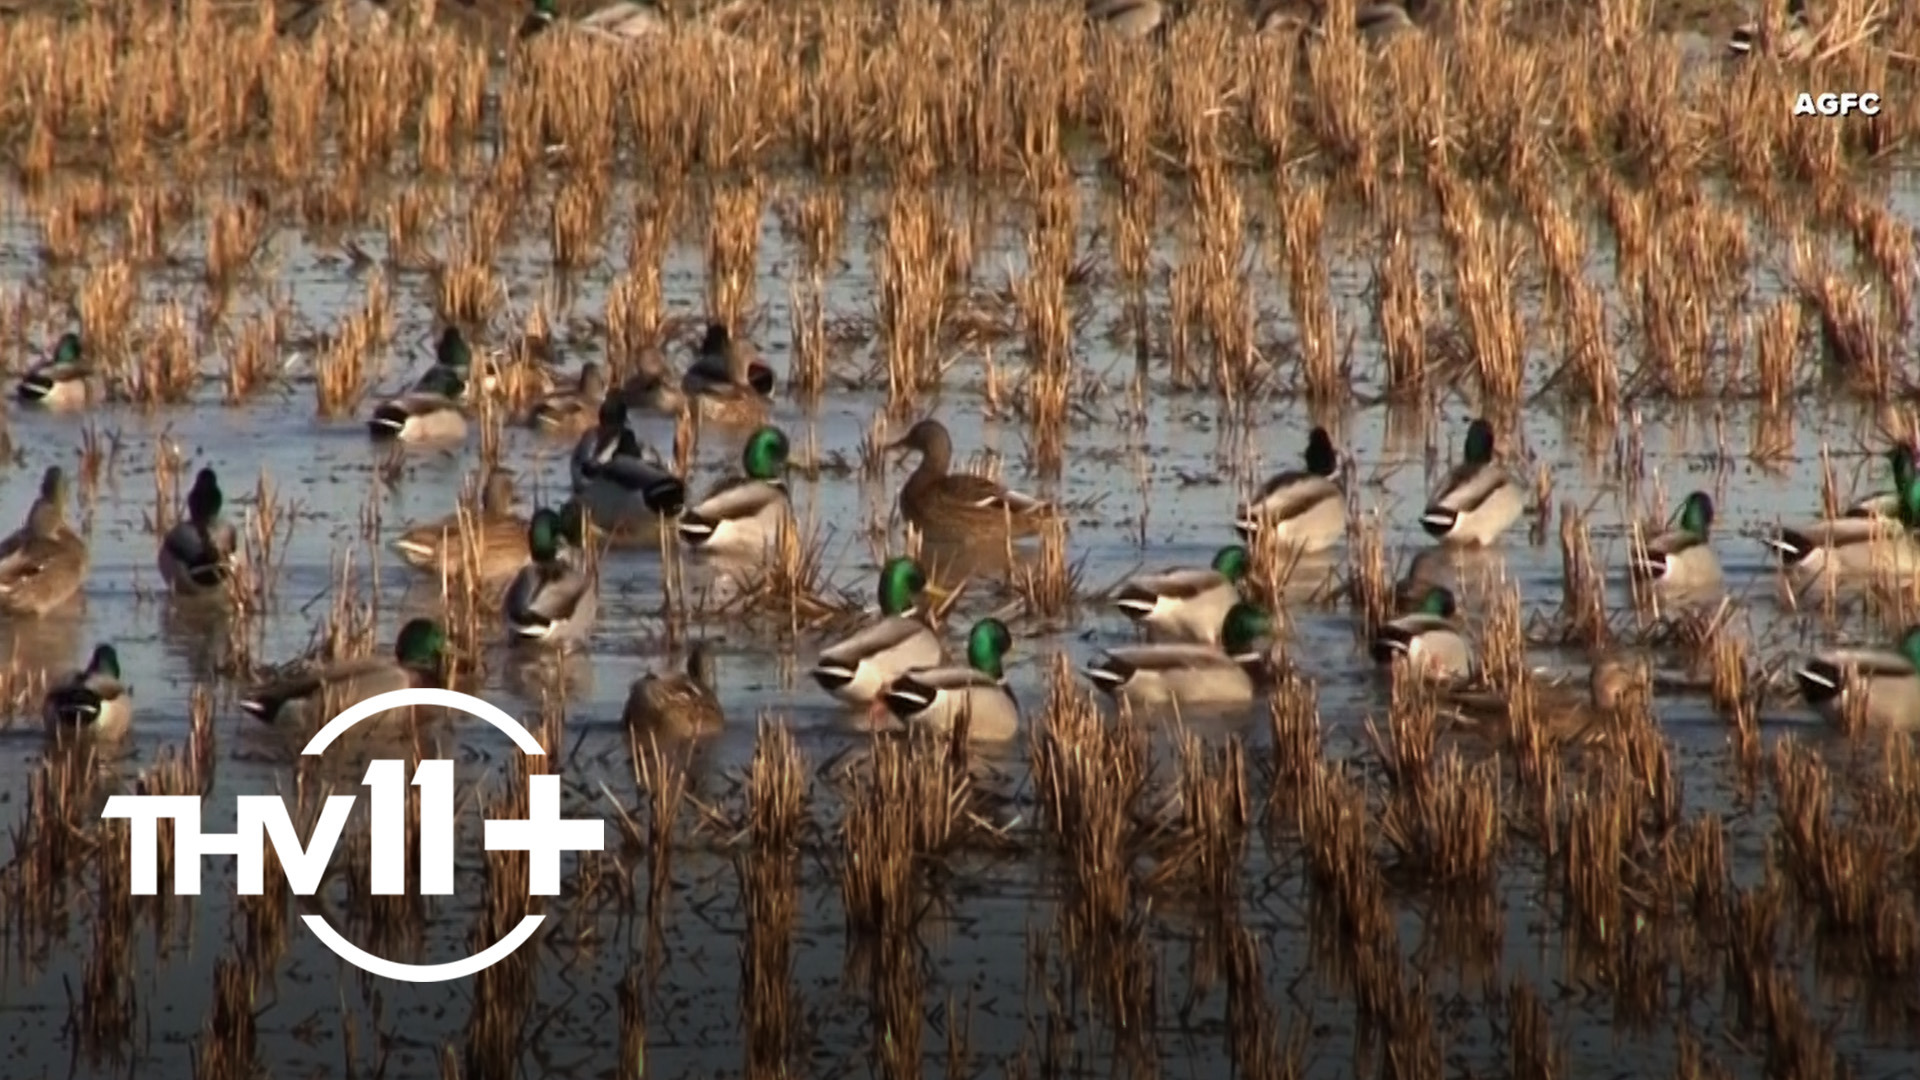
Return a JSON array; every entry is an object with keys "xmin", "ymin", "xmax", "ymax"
[{"xmin": 2, "ymin": 3, "xmax": 1920, "ymax": 1079}]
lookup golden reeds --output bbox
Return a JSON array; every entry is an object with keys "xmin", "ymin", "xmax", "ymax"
[{"xmin": 6, "ymin": 7, "xmax": 1920, "ymax": 1074}]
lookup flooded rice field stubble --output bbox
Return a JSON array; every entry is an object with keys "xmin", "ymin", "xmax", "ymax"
[{"xmin": 2, "ymin": 1, "xmax": 1920, "ymax": 1078}]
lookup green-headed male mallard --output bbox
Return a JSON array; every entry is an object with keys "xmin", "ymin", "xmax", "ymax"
[
  {"xmin": 1419, "ymin": 417, "xmax": 1525, "ymax": 548},
  {"xmin": 1235, "ymin": 426, "xmax": 1346, "ymax": 554},
  {"xmin": 158, "ymin": 467, "xmax": 238, "ymax": 597},
  {"xmin": 368, "ymin": 363, "xmax": 469, "ymax": 443},
  {"xmin": 415, "ymin": 327, "xmax": 476, "ymax": 394},
  {"xmin": 15, "ymin": 332, "xmax": 103, "ymax": 411},
  {"xmin": 392, "ymin": 467, "xmax": 529, "ymax": 586},
  {"xmin": 882, "ymin": 618, "xmax": 1020, "ymax": 743},
  {"xmin": 43, "ymin": 643, "xmax": 133, "ymax": 740},
  {"xmin": 1628, "ymin": 490, "xmax": 1723, "ymax": 598},
  {"xmin": 1114, "ymin": 544, "xmax": 1250, "ymax": 645},
  {"xmin": 504, "ymin": 508, "xmax": 598, "ymax": 649},
  {"xmin": 1845, "ymin": 444, "xmax": 1917, "ymax": 520},
  {"xmin": 682, "ymin": 322, "xmax": 775, "ymax": 426},
  {"xmin": 521, "ymin": 363, "xmax": 609, "ymax": 436},
  {"xmin": 1370, "ymin": 585, "xmax": 1474, "ymax": 684},
  {"xmin": 677, "ymin": 426, "xmax": 792, "ymax": 559},
  {"xmin": 890, "ymin": 418, "xmax": 1053, "ymax": 544},
  {"xmin": 0, "ymin": 466, "xmax": 89, "ymax": 619},
  {"xmin": 240, "ymin": 617, "xmax": 448, "ymax": 729},
  {"xmin": 1083, "ymin": 601, "xmax": 1278, "ymax": 711},
  {"xmin": 570, "ymin": 397, "xmax": 688, "ymax": 533},
  {"xmin": 1767, "ymin": 466, "xmax": 1920, "ymax": 588},
  {"xmin": 812, "ymin": 556, "xmax": 948, "ymax": 709},
  {"xmin": 624, "ymin": 643, "xmax": 724, "ymax": 740},
  {"xmin": 1794, "ymin": 624, "xmax": 1920, "ymax": 732}
]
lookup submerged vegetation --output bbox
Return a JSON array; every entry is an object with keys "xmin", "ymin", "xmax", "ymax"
[{"xmin": 0, "ymin": 0, "xmax": 1919, "ymax": 1077}]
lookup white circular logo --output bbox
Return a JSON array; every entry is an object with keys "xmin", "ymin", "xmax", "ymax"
[{"xmin": 105, "ymin": 688, "xmax": 606, "ymax": 984}]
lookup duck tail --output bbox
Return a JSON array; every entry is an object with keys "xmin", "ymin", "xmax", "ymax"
[
  {"xmin": 1369, "ymin": 629, "xmax": 1414, "ymax": 664},
  {"xmin": 1113, "ymin": 587, "xmax": 1159, "ymax": 620},
  {"xmin": 747, "ymin": 363, "xmax": 777, "ymax": 397},
  {"xmin": 509, "ymin": 615, "xmax": 555, "ymax": 639},
  {"xmin": 810, "ymin": 662, "xmax": 856, "ymax": 694},
  {"xmin": 1418, "ymin": 507, "xmax": 1458, "ymax": 540},
  {"xmin": 238, "ymin": 696, "xmax": 274, "ymax": 722},
  {"xmin": 186, "ymin": 560, "xmax": 231, "ymax": 588},
  {"xmin": 46, "ymin": 690, "xmax": 100, "ymax": 727},
  {"xmin": 881, "ymin": 680, "xmax": 934, "ymax": 718},
  {"xmin": 391, "ymin": 537, "xmax": 437, "ymax": 561},
  {"xmin": 676, "ymin": 512, "xmax": 717, "ymax": 546},
  {"xmin": 1764, "ymin": 530, "xmax": 1812, "ymax": 564},
  {"xmin": 15, "ymin": 374, "xmax": 53, "ymax": 402},
  {"xmin": 643, "ymin": 477, "xmax": 687, "ymax": 517},
  {"xmin": 1792, "ymin": 661, "xmax": 1844, "ymax": 706},
  {"xmin": 1081, "ymin": 663, "xmax": 1128, "ymax": 691},
  {"xmin": 367, "ymin": 404, "xmax": 410, "ymax": 439}
]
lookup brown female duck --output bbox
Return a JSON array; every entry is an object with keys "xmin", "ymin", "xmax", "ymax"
[{"xmin": 889, "ymin": 418, "xmax": 1054, "ymax": 544}]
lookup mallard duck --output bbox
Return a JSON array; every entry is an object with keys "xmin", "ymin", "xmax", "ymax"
[
  {"xmin": 618, "ymin": 347, "xmax": 688, "ymax": 415},
  {"xmin": 1628, "ymin": 490, "xmax": 1723, "ymax": 598},
  {"xmin": 391, "ymin": 467, "xmax": 530, "ymax": 585},
  {"xmin": 0, "ymin": 467, "xmax": 89, "ymax": 618},
  {"xmin": 1235, "ymin": 426, "xmax": 1347, "ymax": 555},
  {"xmin": 1844, "ymin": 445, "xmax": 1916, "ymax": 519},
  {"xmin": 1114, "ymin": 544, "xmax": 1251, "ymax": 645},
  {"xmin": 503, "ymin": 508, "xmax": 598, "ymax": 649},
  {"xmin": 240, "ymin": 617, "xmax": 448, "ymax": 729},
  {"xmin": 43, "ymin": 643, "xmax": 133, "ymax": 740},
  {"xmin": 1794, "ymin": 624, "xmax": 1920, "ymax": 732},
  {"xmin": 520, "ymin": 0, "xmax": 667, "ymax": 43},
  {"xmin": 882, "ymin": 618, "xmax": 1020, "ymax": 743},
  {"xmin": 623, "ymin": 644, "xmax": 725, "ymax": 740},
  {"xmin": 812, "ymin": 556, "xmax": 948, "ymax": 707},
  {"xmin": 1266, "ymin": 0, "xmax": 1422, "ymax": 42},
  {"xmin": 677, "ymin": 426, "xmax": 792, "ymax": 559},
  {"xmin": 1370, "ymin": 585, "xmax": 1474, "ymax": 684},
  {"xmin": 682, "ymin": 322, "xmax": 775, "ymax": 426},
  {"xmin": 1351, "ymin": 0, "xmax": 1422, "ymax": 40},
  {"xmin": 1083, "ymin": 601, "xmax": 1278, "ymax": 711},
  {"xmin": 521, "ymin": 363, "xmax": 608, "ymax": 435},
  {"xmin": 571, "ymin": 398, "xmax": 688, "ymax": 532},
  {"xmin": 1730, "ymin": 0, "xmax": 1814, "ymax": 60},
  {"xmin": 1445, "ymin": 655, "xmax": 1649, "ymax": 747},
  {"xmin": 368, "ymin": 364, "xmax": 469, "ymax": 443},
  {"xmin": 890, "ymin": 418, "xmax": 1053, "ymax": 544},
  {"xmin": 158, "ymin": 467, "xmax": 238, "ymax": 597},
  {"xmin": 16, "ymin": 332, "xmax": 103, "ymax": 410},
  {"xmin": 1087, "ymin": 0, "xmax": 1166, "ymax": 40},
  {"xmin": 414, "ymin": 327, "xmax": 476, "ymax": 394},
  {"xmin": 1420, "ymin": 417, "xmax": 1525, "ymax": 548},
  {"xmin": 278, "ymin": 0, "xmax": 392, "ymax": 39},
  {"xmin": 1767, "ymin": 471, "xmax": 1920, "ymax": 587}
]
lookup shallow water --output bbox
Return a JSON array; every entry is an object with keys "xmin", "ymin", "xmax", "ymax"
[{"xmin": 0, "ymin": 160, "xmax": 1916, "ymax": 1079}]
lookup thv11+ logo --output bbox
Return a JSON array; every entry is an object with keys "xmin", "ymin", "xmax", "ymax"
[{"xmin": 102, "ymin": 688, "xmax": 605, "ymax": 984}]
